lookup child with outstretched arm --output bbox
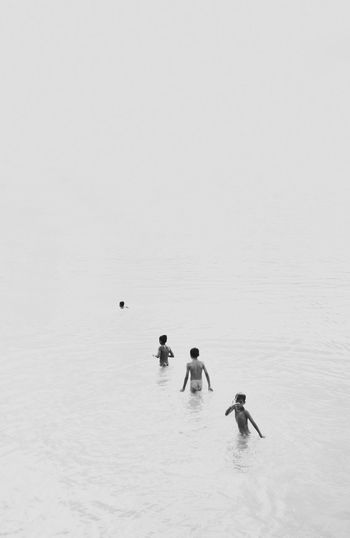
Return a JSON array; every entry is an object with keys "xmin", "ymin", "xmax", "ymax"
[{"xmin": 225, "ymin": 393, "xmax": 264, "ymax": 438}]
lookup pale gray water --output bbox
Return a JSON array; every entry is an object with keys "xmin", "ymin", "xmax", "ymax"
[
  {"xmin": 1, "ymin": 2, "xmax": 350, "ymax": 537},
  {"xmin": 1, "ymin": 192, "xmax": 350, "ymax": 537}
]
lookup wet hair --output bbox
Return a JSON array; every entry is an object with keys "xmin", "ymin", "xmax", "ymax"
[
  {"xmin": 119, "ymin": 301, "xmax": 125, "ymax": 308},
  {"xmin": 190, "ymin": 347, "xmax": 199, "ymax": 358},
  {"xmin": 159, "ymin": 334, "xmax": 167, "ymax": 345},
  {"xmin": 234, "ymin": 393, "xmax": 246, "ymax": 404}
]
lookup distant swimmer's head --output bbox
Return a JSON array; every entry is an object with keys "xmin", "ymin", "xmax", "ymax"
[
  {"xmin": 159, "ymin": 335, "xmax": 167, "ymax": 345},
  {"xmin": 234, "ymin": 393, "xmax": 246, "ymax": 404},
  {"xmin": 190, "ymin": 347, "xmax": 200, "ymax": 359},
  {"xmin": 119, "ymin": 301, "xmax": 125, "ymax": 309}
]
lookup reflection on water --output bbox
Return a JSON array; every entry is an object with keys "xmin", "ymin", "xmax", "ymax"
[
  {"xmin": 1, "ymin": 250, "xmax": 350, "ymax": 538},
  {"xmin": 156, "ymin": 366, "xmax": 170, "ymax": 388},
  {"xmin": 231, "ymin": 434, "xmax": 250, "ymax": 473},
  {"xmin": 2, "ymin": 226, "xmax": 350, "ymax": 537},
  {"xmin": 186, "ymin": 391, "xmax": 203, "ymax": 414}
]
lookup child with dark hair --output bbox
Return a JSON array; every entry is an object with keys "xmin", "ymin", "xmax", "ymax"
[
  {"xmin": 180, "ymin": 348, "xmax": 213, "ymax": 393},
  {"xmin": 153, "ymin": 335, "xmax": 174, "ymax": 367},
  {"xmin": 225, "ymin": 393, "xmax": 264, "ymax": 438}
]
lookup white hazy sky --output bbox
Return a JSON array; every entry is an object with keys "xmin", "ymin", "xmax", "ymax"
[{"xmin": 1, "ymin": 1, "xmax": 350, "ymax": 259}]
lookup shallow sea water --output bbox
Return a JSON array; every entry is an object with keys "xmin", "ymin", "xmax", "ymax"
[
  {"xmin": 1, "ymin": 203, "xmax": 350, "ymax": 537},
  {"xmin": 1, "ymin": 4, "xmax": 350, "ymax": 533}
]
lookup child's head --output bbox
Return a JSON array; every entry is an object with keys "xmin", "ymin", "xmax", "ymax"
[
  {"xmin": 159, "ymin": 334, "xmax": 167, "ymax": 345},
  {"xmin": 234, "ymin": 393, "xmax": 246, "ymax": 404},
  {"xmin": 119, "ymin": 301, "xmax": 125, "ymax": 308},
  {"xmin": 190, "ymin": 348, "xmax": 199, "ymax": 359}
]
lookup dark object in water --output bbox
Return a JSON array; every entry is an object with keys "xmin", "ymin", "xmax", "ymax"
[{"xmin": 119, "ymin": 301, "xmax": 125, "ymax": 309}]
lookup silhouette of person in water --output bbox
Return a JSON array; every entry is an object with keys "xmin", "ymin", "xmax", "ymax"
[
  {"xmin": 153, "ymin": 335, "xmax": 174, "ymax": 367},
  {"xmin": 180, "ymin": 348, "xmax": 213, "ymax": 393},
  {"xmin": 225, "ymin": 393, "xmax": 264, "ymax": 438},
  {"xmin": 119, "ymin": 301, "xmax": 128, "ymax": 309}
]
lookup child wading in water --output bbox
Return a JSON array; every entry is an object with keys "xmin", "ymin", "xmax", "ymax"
[
  {"xmin": 180, "ymin": 348, "xmax": 213, "ymax": 393},
  {"xmin": 225, "ymin": 393, "xmax": 264, "ymax": 438},
  {"xmin": 153, "ymin": 335, "xmax": 174, "ymax": 367}
]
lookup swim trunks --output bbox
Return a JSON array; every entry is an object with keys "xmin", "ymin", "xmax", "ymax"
[{"xmin": 190, "ymin": 379, "xmax": 202, "ymax": 391}]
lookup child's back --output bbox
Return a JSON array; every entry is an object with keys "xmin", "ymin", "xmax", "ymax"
[
  {"xmin": 154, "ymin": 335, "xmax": 174, "ymax": 367},
  {"xmin": 180, "ymin": 348, "xmax": 213, "ymax": 392},
  {"xmin": 158, "ymin": 344, "xmax": 173, "ymax": 366},
  {"xmin": 187, "ymin": 358, "xmax": 205, "ymax": 379}
]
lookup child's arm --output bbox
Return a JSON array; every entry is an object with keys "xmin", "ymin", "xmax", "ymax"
[
  {"xmin": 225, "ymin": 404, "xmax": 235, "ymax": 416},
  {"xmin": 153, "ymin": 347, "xmax": 161, "ymax": 358},
  {"xmin": 180, "ymin": 364, "xmax": 190, "ymax": 391},
  {"xmin": 246, "ymin": 411, "xmax": 265, "ymax": 438},
  {"xmin": 203, "ymin": 364, "xmax": 213, "ymax": 391},
  {"xmin": 168, "ymin": 347, "xmax": 174, "ymax": 358}
]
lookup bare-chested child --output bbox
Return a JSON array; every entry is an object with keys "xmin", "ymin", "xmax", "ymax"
[
  {"xmin": 153, "ymin": 335, "xmax": 174, "ymax": 367},
  {"xmin": 180, "ymin": 348, "xmax": 213, "ymax": 393},
  {"xmin": 225, "ymin": 393, "xmax": 264, "ymax": 438}
]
